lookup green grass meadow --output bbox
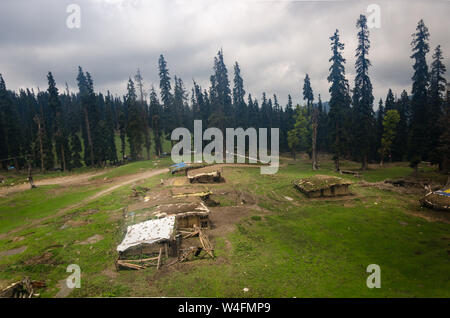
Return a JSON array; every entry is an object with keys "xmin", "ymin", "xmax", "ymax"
[{"xmin": 0, "ymin": 156, "xmax": 448, "ymax": 297}]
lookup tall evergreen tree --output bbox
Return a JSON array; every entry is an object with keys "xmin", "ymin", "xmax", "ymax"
[
  {"xmin": 385, "ymin": 88, "xmax": 395, "ymax": 111},
  {"xmin": 47, "ymin": 72, "xmax": 69, "ymax": 171},
  {"xmin": 135, "ymin": 69, "xmax": 151, "ymax": 160},
  {"xmin": 0, "ymin": 74, "xmax": 22, "ymax": 169},
  {"xmin": 76, "ymin": 67, "xmax": 95, "ymax": 166},
  {"xmin": 209, "ymin": 50, "xmax": 232, "ymax": 155},
  {"xmin": 158, "ymin": 54, "xmax": 175, "ymax": 139},
  {"xmin": 428, "ymin": 45, "xmax": 447, "ymax": 168},
  {"xmin": 233, "ymin": 62, "xmax": 246, "ymax": 128},
  {"xmin": 303, "ymin": 74, "xmax": 317, "ymax": 169},
  {"xmin": 125, "ymin": 78, "xmax": 144, "ymax": 161},
  {"xmin": 149, "ymin": 86, "xmax": 163, "ymax": 157},
  {"xmin": 375, "ymin": 98, "xmax": 384, "ymax": 158},
  {"xmin": 352, "ymin": 14, "xmax": 374, "ymax": 170},
  {"xmin": 327, "ymin": 29, "xmax": 351, "ymax": 171},
  {"xmin": 409, "ymin": 19, "xmax": 430, "ymax": 170},
  {"xmin": 379, "ymin": 109, "xmax": 400, "ymax": 166},
  {"xmin": 392, "ymin": 90, "xmax": 411, "ymax": 161}
]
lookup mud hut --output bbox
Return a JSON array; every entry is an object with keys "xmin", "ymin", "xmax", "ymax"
[
  {"xmin": 117, "ymin": 216, "xmax": 176, "ymax": 258},
  {"xmin": 293, "ymin": 175, "xmax": 352, "ymax": 198},
  {"xmin": 187, "ymin": 166, "xmax": 223, "ymax": 183},
  {"xmin": 420, "ymin": 188, "xmax": 450, "ymax": 211}
]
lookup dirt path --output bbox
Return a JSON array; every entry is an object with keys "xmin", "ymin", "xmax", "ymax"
[
  {"xmin": 0, "ymin": 163, "xmax": 262, "ymax": 239},
  {"xmin": 0, "ymin": 170, "xmax": 109, "ymax": 197},
  {"xmin": 0, "ymin": 168, "xmax": 169, "ymax": 240}
]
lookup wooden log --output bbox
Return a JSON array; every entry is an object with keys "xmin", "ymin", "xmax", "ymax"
[
  {"xmin": 197, "ymin": 226, "xmax": 214, "ymax": 258},
  {"xmin": 119, "ymin": 257, "xmax": 159, "ymax": 263},
  {"xmin": 117, "ymin": 260, "xmax": 145, "ymax": 270},
  {"xmin": 182, "ymin": 230, "xmax": 200, "ymax": 239}
]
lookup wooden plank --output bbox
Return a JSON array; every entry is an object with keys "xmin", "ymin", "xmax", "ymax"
[
  {"xmin": 117, "ymin": 261, "xmax": 145, "ymax": 270},
  {"xmin": 157, "ymin": 247, "xmax": 162, "ymax": 270},
  {"xmin": 119, "ymin": 257, "xmax": 159, "ymax": 263},
  {"xmin": 197, "ymin": 227, "xmax": 214, "ymax": 258}
]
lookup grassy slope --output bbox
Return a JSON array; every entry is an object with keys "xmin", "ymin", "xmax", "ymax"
[{"xmin": 0, "ymin": 157, "xmax": 448, "ymax": 297}]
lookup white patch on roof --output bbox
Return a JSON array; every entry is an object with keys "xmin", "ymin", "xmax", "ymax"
[{"xmin": 117, "ymin": 216, "xmax": 175, "ymax": 252}]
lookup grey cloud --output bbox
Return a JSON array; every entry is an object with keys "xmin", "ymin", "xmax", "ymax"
[{"xmin": 0, "ymin": 0, "xmax": 449, "ymax": 107}]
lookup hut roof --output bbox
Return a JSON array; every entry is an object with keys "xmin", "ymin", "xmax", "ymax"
[
  {"xmin": 117, "ymin": 216, "xmax": 176, "ymax": 253},
  {"xmin": 293, "ymin": 175, "xmax": 352, "ymax": 192}
]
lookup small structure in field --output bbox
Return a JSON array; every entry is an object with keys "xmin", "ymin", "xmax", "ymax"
[
  {"xmin": 117, "ymin": 216, "xmax": 176, "ymax": 260},
  {"xmin": 116, "ymin": 201, "xmax": 212, "ymax": 269},
  {"xmin": 293, "ymin": 175, "xmax": 352, "ymax": 198},
  {"xmin": 420, "ymin": 188, "xmax": 450, "ymax": 211},
  {"xmin": 170, "ymin": 162, "xmax": 208, "ymax": 175},
  {"xmin": 187, "ymin": 166, "xmax": 223, "ymax": 183},
  {"xmin": 153, "ymin": 201, "xmax": 211, "ymax": 229}
]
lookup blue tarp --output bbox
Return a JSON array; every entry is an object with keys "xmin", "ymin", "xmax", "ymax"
[
  {"xmin": 435, "ymin": 189, "xmax": 450, "ymax": 197},
  {"xmin": 170, "ymin": 162, "xmax": 188, "ymax": 173}
]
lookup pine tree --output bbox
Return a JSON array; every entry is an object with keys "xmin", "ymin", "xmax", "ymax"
[
  {"xmin": 0, "ymin": 74, "xmax": 22, "ymax": 170},
  {"xmin": 149, "ymin": 86, "xmax": 163, "ymax": 157},
  {"xmin": 70, "ymin": 133, "xmax": 83, "ymax": 168},
  {"xmin": 428, "ymin": 45, "xmax": 447, "ymax": 168},
  {"xmin": 135, "ymin": 69, "xmax": 151, "ymax": 160},
  {"xmin": 47, "ymin": 72, "xmax": 68, "ymax": 171},
  {"xmin": 303, "ymin": 74, "xmax": 314, "ymax": 113},
  {"xmin": 317, "ymin": 94, "xmax": 329, "ymax": 153},
  {"xmin": 233, "ymin": 62, "xmax": 246, "ymax": 128},
  {"xmin": 76, "ymin": 67, "xmax": 95, "ymax": 166},
  {"xmin": 125, "ymin": 78, "xmax": 144, "ymax": 161},
  {"xmin": 209, "ymin": 50, "xmax": 232, "ymax": 155},
  {"xmin": 105, "ymin": 91, "xmax": 118, "ymax": 163},
  {"xmin": 173, "ymin": 76, "xmax": 187, "ymax": 130},
  {"xmin": 379, "ymin": 110, "xmax": 400, "ymax": 166},
  {"xmin": 438, "ymin": 97, "xmax": 450, "ymax": 171},
  {"xmin": 158, "ymin": 55, "xmax": 174, "ymax": 138},
  {"xmin": 352, "ymin": 14, "xmax": 374, "ymax": 170},
  {"xmin": 303, "ymin": 73, "xmax": 317, "ymax": 169},
  {"xmin": 385, "ymin": 89, "xmax": 395, "ymax": 111},
  {"xmin": 375, "ymin": 98, "xmax": 385, "ymax": 160},
  {"xmin": 409, "ymin": 19, "xmax": 430, "ymax": 170},
  {"xmin": 327, "ymin": 29, "xmax": 351, "ymax": 171},
  {"xmin": 392, "ymin": 90, "xmax": 411, "ymax": 161}
]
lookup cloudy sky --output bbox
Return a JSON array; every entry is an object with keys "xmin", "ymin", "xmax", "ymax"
[{"xmin": 0, "ymin": 0, "xmax": 449, "ymax": 107}]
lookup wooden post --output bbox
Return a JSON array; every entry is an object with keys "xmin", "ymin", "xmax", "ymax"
[
  {"xmin": 157, "ymin": 247, "xmax": 162, "ymax": 270},
  {"xmin": 312, "ymin": 106, "xmax": 318, "ymax": 170}
]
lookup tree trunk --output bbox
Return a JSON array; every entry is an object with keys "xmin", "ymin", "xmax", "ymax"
[
  {"xmin": 334, "ymin": 122, "xmax": 340, "ymax": 171},
  {"xmin": 27, "ymin": 160, "xmax": 36, "ymax": 189},
  {"xmin": 362, "ymin": 154, "xmax": 368, "ymax": 170},
  {"xmin": 312, "ymin": 107, "xmax": 318, "ymax": 170},
  {"xmin": 84, "ymin": 108, "xmax": 95, "ymax": 166},
  {"xmin": 34, "ymin": 115, "xmax": 45, "ymax": 172},
  {"xmin": 145, "ymin": 127, "xmax": 151, "ymax": 160},
  {"xmin": 61, "ymin": 145, "xmax": 66, "ymax": 172}
]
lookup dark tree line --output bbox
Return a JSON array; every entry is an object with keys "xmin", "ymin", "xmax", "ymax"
[
  {"xmin": 289, "ymin": 16, "xmax": 449, "ymax": 172},
  {"xmin": 0, "ymin": 50, "xmax": 297, "ymax": 172},
  {"xmin": 0, "ymin": 16, "xmax": 448, "ymax": 173}
]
